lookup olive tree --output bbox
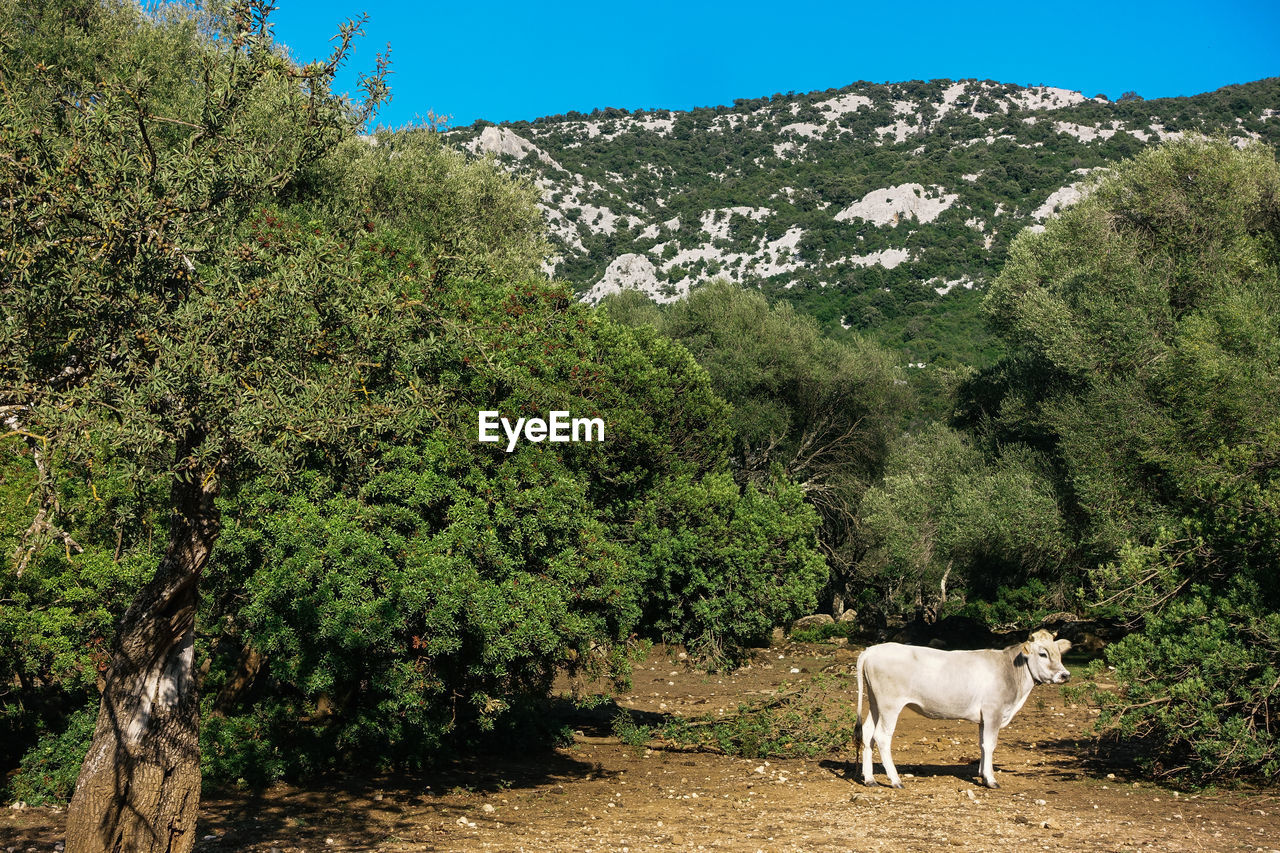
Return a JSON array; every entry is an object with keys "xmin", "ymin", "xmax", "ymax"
[
  {"xmin": 855, "ymin": 423, "xmax": 1068, "ymax": 618},
  {"xmin": 0, "ymin": 1, "xmax": 434, "ymax": 848},
  {"xmin": 604, "ymin": 280, "xmax": 908, "ymax": 613},
  {"xmin": 979, "ymin": 137, "xmax": 1280, "ymax": 781}
]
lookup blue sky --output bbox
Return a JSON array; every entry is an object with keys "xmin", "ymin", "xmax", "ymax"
[{"xmin": 271, "ymin": 1, "xmax": 1280, "ymax": 130}]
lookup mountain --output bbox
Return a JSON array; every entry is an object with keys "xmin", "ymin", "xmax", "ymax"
[{"xmin": 446, "ymin": 78, "xmax": 1280, "ymax": 368}]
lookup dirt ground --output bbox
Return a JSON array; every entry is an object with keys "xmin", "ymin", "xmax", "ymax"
[{"xmin": 5, "ymin": 641, "xmax": 1280, "ymax": 852}]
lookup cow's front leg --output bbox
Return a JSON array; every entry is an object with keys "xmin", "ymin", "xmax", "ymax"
[{"xmin": 978, "ymin": 715, "xmax": 1000, "ymax": 788}]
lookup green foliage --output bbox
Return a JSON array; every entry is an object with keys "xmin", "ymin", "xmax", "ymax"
[
  {"xmin": 658, "ymin": 674, "xmax": 859, "ymax": 759},
  {"xmin": 8, "ymin": 698, "xmax": 98, "ymax": 805},
  {"xmin": 1087, "ymin": 585, "xmax": 1279, "ymax": 781},
  {"xmin": 648, "ymin": 282, "xmax": 906, "ymax": 470},
  {"xmin": 0, "ymin": 450, "xmax": 157, "ymax": 778},
  {"xmin": 977, "ymin": 137, "xmax": 1280, "ymax": 783},
  {"xmin": 628, "ymin": 472, "xmax": 826, "ymax": 665},
  {"xmin": 305, "ymin": 129, "xmax": 549, "ymax": 283},
  {"xmin": 15, "ymin": 2, "xmax": 1277, "ymax": 800},
  {"xmin": 950, "ymin": 579, "xmax": 1058, "ymax": 630},
  {"xmin": 1, "ymin": 0, "xmax": 409, "ymax": 495},
  {"xmin": 978, "ymin": 138, "xmax": 1280, "ymax": 556},
  {"xmin": 605, "ymin": 280, "xmax": 908, "ymax": 608},
  {"xmin": 611, "ymin": 710, "xmax": 652, "ymax": 752},
  {"xmin": 200, "ymin": 706, "xmax": 295, "ymax": 789},
  {"xmin": 786, "ymin": 620, "xmax": 858, "ymax": 644},
  {"xmin": 0, "ymin": 546, "xmax": 150, "ymax": 694},
  {"xmin": 451, "ymin": 77, "xmax": 1280, "ymax": 380},
  {"xmin": 192, "ymin": 273, "xmax": 805, "ymax": 780},
  {"xmin": 0, "ymin": 0, "xmax": 827, "ymax": 791},
  {"xmin": 204, "ymin": 456, "xmax": 640, "ymax": 777},
  {"xmin": 0, "ymin": 0, "xmax": 433, "ymax": 808},
  {"xmin": 856, "ymin": 423, "xmax": 1068, "ymax": 616}
]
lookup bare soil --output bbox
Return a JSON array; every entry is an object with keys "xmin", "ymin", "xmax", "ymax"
[{"xmin": 5, "ymin": 641, "xmax": 1279, "ymax": 852}]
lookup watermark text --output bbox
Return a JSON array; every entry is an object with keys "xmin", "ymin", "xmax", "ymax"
[{"xmin": 478, "ymin": 410, "xmax": 605, "ymax": 452}]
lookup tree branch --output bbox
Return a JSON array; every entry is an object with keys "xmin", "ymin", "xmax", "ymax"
[{"xmin": 5, "ymin": 411, "xmax": 82, "ymax": 576}]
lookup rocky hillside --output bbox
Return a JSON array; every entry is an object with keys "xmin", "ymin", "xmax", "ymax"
[{"xmin": 447, "ymin": 78, "xmax": 1280, "ymax": 367}]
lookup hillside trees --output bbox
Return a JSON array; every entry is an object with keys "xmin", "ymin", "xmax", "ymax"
[
  {"xmin": 451, "ymin": 77, "xmax": 1280, "ymax": 384},
  {"xmin": 855, "ymin": 423, "xmax": 1068, "ymax": 618},
  {"xmin": 603, "ymin": 281, "xmax": 908, "ymax": 614},
  {"xmin": 0, "ymin": 1, "xmax": 416, "ymax": 848},
  {"xmin": 304, "ymin": 129, "xmax": 549, "ymax": 283},
  {"xmin": 198, "ymin": 275, "xmax": 812, "ymax": 777},
  {"xmin": 973, "ymin": 137, "xmax": 1280, "ymax": 781},
  {"xmin": 2, "ymin": 2, "xmax": 833, "ymax": 817}
]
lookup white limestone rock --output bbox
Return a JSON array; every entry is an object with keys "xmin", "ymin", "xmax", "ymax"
[
  {"xmin": 581, "ymin": 253, "xmax": 684, "ymax": 305},
  {"xmin": 1007, "ymin": 86, "xmax": 1087, "ymax": 111},
  {"xmin": 846, "ymin": 247, "xmax": 911, "ymax": 269},
  {"xmin": 835, "ymin": 184, "xmax": 959, "ymax": 227},
  {"xmin": 465, "ymin": 126, "xmax": 564, "ymax": 171}
]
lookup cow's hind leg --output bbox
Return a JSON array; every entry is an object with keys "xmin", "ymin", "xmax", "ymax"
[
  {"xmin": 860, "ymin": 693, "xmax": 879, "ymax": 786},
  {"xmin": 873, "ymin": 703, "xmax": 906, "ymax": 788},
  {"xmin": 978, "ymin": 714, "xmax": 1000, "ymax": 788}
]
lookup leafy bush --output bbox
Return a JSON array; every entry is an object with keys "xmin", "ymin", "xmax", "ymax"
[
  {"xmin": 605, "ymin": 280, "xmax": 908, "ymax": 609},
  {"xmin": 191, "ymin": 274, "xmax": 808, "ymax": 780},
  {"xmin": 306, "ymin": 129, "xmax": 549, "ymax": 284},
  {"xmin": 629, "ymin": 472, "xmax": 826, "ymax": 665},
  {"xmin": 981, "ymin": 138, "xmax": 1280, "ymax": 783},
  {"xmin": 8, "ymin": 698, "xmax": 98, "ymax": 805},
  {"xmin": 787, "ymin": 621, "xmax": 859, "ymax": 644},
  {"xmin": 611, "ymin": 710, "xmax": 653, "ymax": 752},
  {"xmin": 1087, "ymin": 584, "xmax": 1280, "ymax": 781},
  {"xmin": 856, "ymin": 423, "xmax": 1068, "ymax": 616},
  {"xmin": 0, "ymin": 452, "xmax": 156, "ymax": 787},
  {"xmin": 950, "ymin": 579, "xmax": 1057, "ymax": 630},
  {"xmin": 0, "ymin": 0, "xmax": 829, "ymax": 809}
]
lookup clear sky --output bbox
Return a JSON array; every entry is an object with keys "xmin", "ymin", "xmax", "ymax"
[{"xmin": 270, "ymin": 1, "xmax": 1280, "ymax": 130}]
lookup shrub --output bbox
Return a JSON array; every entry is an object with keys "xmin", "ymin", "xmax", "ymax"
[
  {"xmin": 8, "ymin": 698, "xmax": 98, "ymax": 805},
  {"xmin": 982, "ymin": 138, "xmax": 1280, "ymax": 783},
  {"xmin": 1087, "ymin": 585, "xmax": 1280, "ymax": 782},
  {"xmin": 629, "ymin": 472, "xmax": 826, "ymax": 665},
  {"xmin": 787, "ymin": 621, "xmax": 858, "ymax": 644},
  {"xmin": 191, "ymin": 276, "xmax": 768, "ymax": 780}
]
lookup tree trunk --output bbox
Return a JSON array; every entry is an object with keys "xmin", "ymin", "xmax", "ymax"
[{"xmin": 66, "ymin": 473, "xmax": 219, "ymax": 853}]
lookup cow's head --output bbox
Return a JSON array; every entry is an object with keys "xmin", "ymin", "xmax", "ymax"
[{"xmin": 1022, "ymin": 629, "xmax": 1072, "ymax": 684}]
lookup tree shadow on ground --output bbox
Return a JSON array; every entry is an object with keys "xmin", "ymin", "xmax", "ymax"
[
  {"xmin": 191, "ymin": 695, "xmax": 676, "ymax": 850},
  {"xmin": 1033, "ymin": 734, "xmax": 1147, "ymax": 783},
  {"xmin": 550, "ymin": 694, "xmax": 670, "ymax": 738},
  {"xmin": 194, "ymin": 751, "xmax": 603, "ymax": 849},
  {"xmin": 0, "ymin": 809, "xmax": 63, "ymax": 848}
]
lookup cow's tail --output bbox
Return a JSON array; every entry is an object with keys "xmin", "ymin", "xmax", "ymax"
[{"xmin": 854, "ymin": 648, "xmax": 866, "ymax": 757}]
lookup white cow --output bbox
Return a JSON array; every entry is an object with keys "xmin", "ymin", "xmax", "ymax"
[{"xmin": 856, "ymin": 629, "xmax": 1071, "ymax": 789}]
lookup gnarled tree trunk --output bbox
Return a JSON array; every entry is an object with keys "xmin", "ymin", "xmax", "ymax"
[{"xmin": 66, "ymin": 474, "xmax": 219, "ymax": 853}]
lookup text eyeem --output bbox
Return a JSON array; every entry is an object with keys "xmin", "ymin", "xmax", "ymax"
[{"xmin": 478, "ymin": 410, "xmax": 605, "ymax": 452}]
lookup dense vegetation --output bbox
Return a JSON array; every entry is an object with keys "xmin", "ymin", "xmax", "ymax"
[
  {"xmin": 0, "ymin": 1, "xmax": 824, "ymax": 843},
  {"xmin": 602, "ymin": 282, "xmax": 907, "ymax": 613},
  {"xmin": 449, "ymin": 76, "xmax": 1280, "ymax": 378},
  {"xmin": 605, "ymin": 138, "xmax": 1280, "ymax": 784},
  {"xmin": 2, "ymin": 4, "xmax": 1277, "ymax": 831},
  {"xmin": 974, "ymin": 139, "xmax": 1280, "ymax": 782}
]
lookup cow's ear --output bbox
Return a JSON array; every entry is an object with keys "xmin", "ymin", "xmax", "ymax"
[
  {"xmin": 1055, "ymin": 639, "xmax": 1072, "ymax": 653},
  {"xmin": 1020, "ymin": 642, "xmax": 1031, "ymax": 656}
]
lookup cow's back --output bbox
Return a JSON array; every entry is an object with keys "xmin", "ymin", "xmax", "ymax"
[{"xmin": 860, "ymin": 643, "xmax": 1009, "ymax": 723}]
